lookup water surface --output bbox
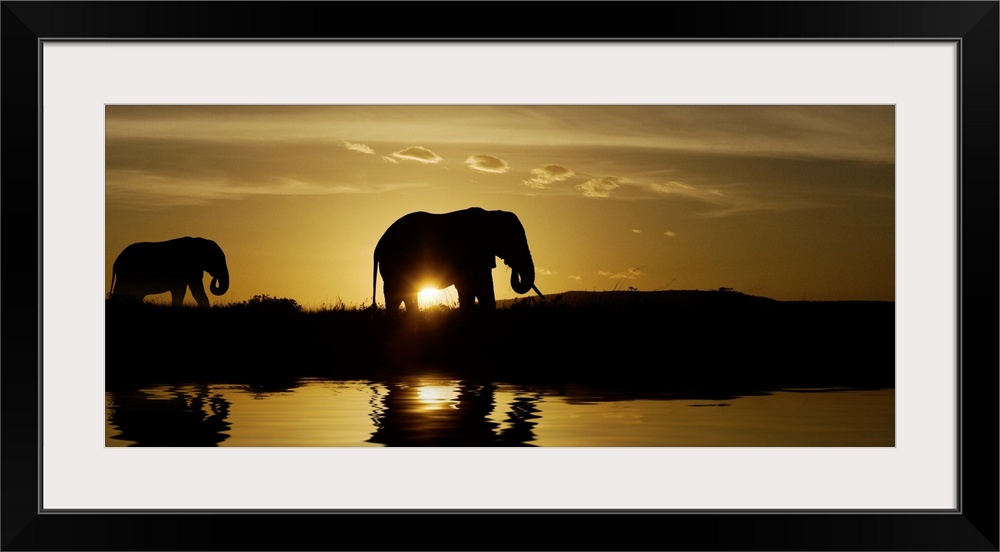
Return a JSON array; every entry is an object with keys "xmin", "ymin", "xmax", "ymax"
[{"xmin": 106, "ymin": 377, "xmax": 893, "ymax": 447}]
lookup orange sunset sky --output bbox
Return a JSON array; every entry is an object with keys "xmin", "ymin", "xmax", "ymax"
[{"xmin": 105, "ymin": 105, "xmax": 894, "ymax": 309}]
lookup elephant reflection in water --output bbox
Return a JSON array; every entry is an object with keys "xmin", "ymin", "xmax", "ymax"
[
  {"xmin": 107, "ymin": 384, "xmax": 231, "ymax": 446},
  {"xmin": 110, "ymin": 237, "xmax": 230, "ymax": 307},
  {"xmin": 373, "ymin": 208, "xmax": 544, "ymax": 315},
  {"xmin": 367, "ymin": 380, "xmax": 541, "ymax": 447}
]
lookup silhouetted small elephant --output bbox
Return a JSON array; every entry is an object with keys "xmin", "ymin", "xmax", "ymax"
[
  {"xmin": 372, "ymin": 207, "xmax": 543, "ymax": 315},
  {"xmin": 110, "ymin": 237, "xmax": 230, "ymax": 307}
]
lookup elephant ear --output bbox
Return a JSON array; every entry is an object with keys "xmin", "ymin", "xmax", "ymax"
[
  {"xmin": 481, "ymin": 211, "xmax": 511, "ymax": 269},
  {"xmin": 493, "ymin": 211, "xmax": 528, "ymax": 260}
]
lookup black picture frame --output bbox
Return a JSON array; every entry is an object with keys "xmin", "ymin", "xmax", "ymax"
[{"xmin": 2, "ymin": 2, "xmax": 997, "ymax": 550}]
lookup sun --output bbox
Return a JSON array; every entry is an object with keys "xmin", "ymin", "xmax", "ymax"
[{"xmin": 417, "ymin": 286, "xmax": 456, "ymax": 309}]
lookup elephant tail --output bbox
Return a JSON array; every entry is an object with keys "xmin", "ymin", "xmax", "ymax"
[{"xmin": 371, "ymin": 256, "xmax": 378, "ymax": 311}]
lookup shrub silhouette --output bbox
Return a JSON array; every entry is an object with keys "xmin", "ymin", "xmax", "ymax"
[{"xmin": 232, "ymin": 294, "xmax": 302, "ymax": 314}]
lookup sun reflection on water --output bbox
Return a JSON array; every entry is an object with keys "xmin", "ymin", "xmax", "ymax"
[{"xmin": 415, "ymin": 383, "xmax": 460, "ymax": 409}]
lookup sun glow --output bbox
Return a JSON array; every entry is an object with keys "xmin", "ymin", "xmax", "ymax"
[
  {"xmin": 416, "ymin": 384, "xmax": 459, "ymax": 410},
  {"xmin": 417, "ymin": 286, "xmax": 456, "ymax": 309}
]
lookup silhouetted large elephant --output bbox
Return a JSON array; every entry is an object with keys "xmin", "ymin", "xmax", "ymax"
[
  {"xmin": 110, "ymin": 237, "xmax": 230, "ymax": 307},
  {"xmin": 372, "ymin": 207, "xmax": 543, "ymax": 314}
]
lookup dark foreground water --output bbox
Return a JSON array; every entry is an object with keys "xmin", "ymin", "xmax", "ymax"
[{"xmin": 105, "ymin": 377, "xmax": 893, "ymax": 447}]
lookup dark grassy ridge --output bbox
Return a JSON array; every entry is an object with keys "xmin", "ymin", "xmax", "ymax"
[{"xmin": 105, "ymin": 290, "xmax": 894, "ymax": 391}]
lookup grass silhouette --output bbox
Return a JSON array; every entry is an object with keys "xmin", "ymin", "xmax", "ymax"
[{"xmin": 106, "ymin": 290, "xmax": 894, "ymax": 392}]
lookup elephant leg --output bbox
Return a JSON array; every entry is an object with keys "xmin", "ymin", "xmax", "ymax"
[
  {"xmin": 455, "ymin": 286, "xmax": 476, "ymax": 311},
  {"xmin": 169, "ymin": 285, "xmax": 188, "ymax": 307},
  {"xmin": 188, "ymin": 281, "xmax": 210, "ymax": 308},
  {"xmin": 400, "ymin": 293, "xmax": 418, "ymax": 314},
  {"xmin": 111, "ymin": 280, "xmax": 133, "ymax": 298},
  {"xmin": 384, "ymin": 287, "xmax": 406, "ymax": 316},
  {"xmin": 458, "ymin": 275, "xmax": 495, "ymax": 311},
  {"xmin": 477, "ymin": 280, "xmax": 496, "ymax": 310}
]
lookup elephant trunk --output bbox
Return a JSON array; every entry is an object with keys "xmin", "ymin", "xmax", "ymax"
[
  {"xmin": 509, "ymin": 256, "xmax": 535, "ymax": 295},
  {"xmin": 210, "ymin": 267, "xmax": 230, "ymax": 296}
]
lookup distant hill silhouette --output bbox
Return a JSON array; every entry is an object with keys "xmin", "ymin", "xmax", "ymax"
[{"xmin": 496, "ymin": 289, "xmax": 784, "ymax": 310}]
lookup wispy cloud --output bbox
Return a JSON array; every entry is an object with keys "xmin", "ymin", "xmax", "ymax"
[
  {"xmin": 391, "ymin": 146, "xmax": 443, "ymax": 164},
  {"xmin": 105, "ymin": 173, "xmax": 240, "ymax": 208},
  {"xmin": 651, "ymin": 181, "xmax": 695, "ymax": 193},
  {"xmin": 523, "ymin": 164, "xmax": 574, "ymax": 189},
  {"xmin": 343, "ymin": 141, "xmax": 375, "ymax": 155},
  {"xmin": 105, "ymin": 105, "xmax": 895, "ymax": 164},
  {"xmin": 105, "ymin": 168, "xmax": 428, "ymax": 209},
  {"xmin": 569, "ymin": 275, "xmax": 582, "ymax": 281},
  {"xmin": 508, "ymin": 105, "xmax": 895, "ymax": 163},
  {"xmin": 536, "ymin": 267, "xmax": 556, "ymax": 276},
  {"xmin": 598, "ymin": 267, "xmax": 643, "ymax": 280},
  {"xmin": 664, "ymin": 231, "xmax": 677, "ymax": 237},
  {"xmin": 631, "ymin": 229, "xmax": 642, "ymax": 234},
  {"xmin": 650, "ymin": 180, "xmax": 823, "ymax": 218},
  {"xmin": 650, "ymin": 181, "xmax": 731, "ymax": 208},
  {"xmin": 465, "ymin": 154, "xmax": 509, "ymax": 173},
  {"xmin": 578, "ymin": 177, "xmax": 624, "ymax": 198}
]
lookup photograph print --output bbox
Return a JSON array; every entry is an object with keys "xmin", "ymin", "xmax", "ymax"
[{"xmin": 105, "ymin": 104, "xmax": 895, "ymax": 447}]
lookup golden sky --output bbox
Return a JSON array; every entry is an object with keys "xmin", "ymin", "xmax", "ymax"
[{"xmin": 105, "ymin": 105, "xmax": 894, "ymax": 308}]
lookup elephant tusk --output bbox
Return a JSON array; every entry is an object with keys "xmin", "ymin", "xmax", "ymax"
[{"xmin": 532, "ymin": 284, "xmax": 545, "ymax": 300}]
